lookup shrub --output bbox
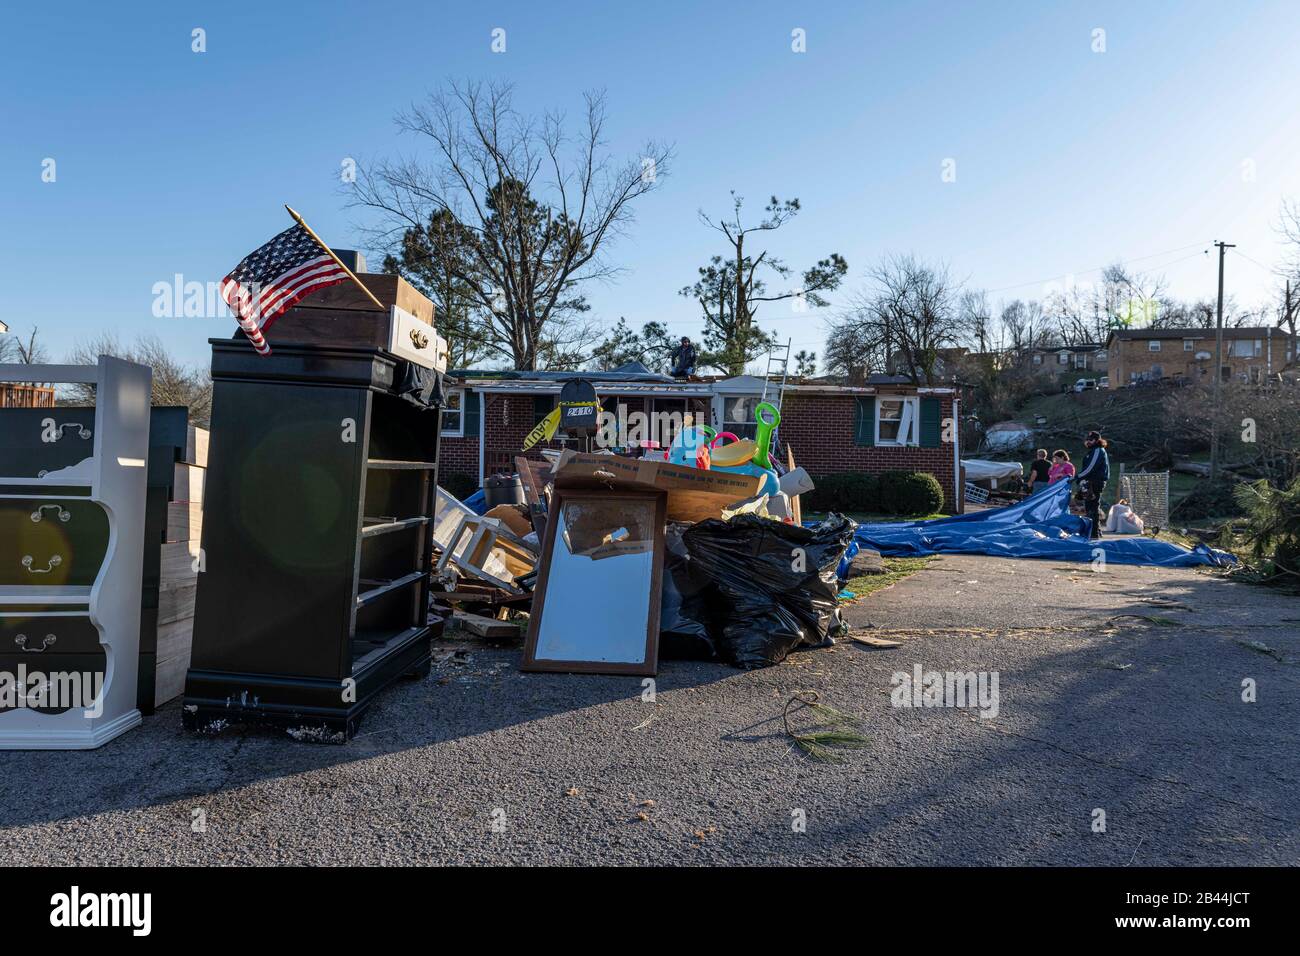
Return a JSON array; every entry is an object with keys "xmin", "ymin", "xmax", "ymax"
[
  {"xmin": 1234, "ymin": 477, "xmax": 1300, "ymax": 583},
  {"xmin": 441, "ymin": 471, "xmax": 478, "ymax": 501},
  {"xmin": 803, "ymin": 473, "xmax": 877, "ymax": 514},
  {"xmin": 804, "ymin": 470, "xmax": 942, "ymax": 516},
  {"xmin": 879, "ymin": 470, "xmax": 945, "ymax": 516}
]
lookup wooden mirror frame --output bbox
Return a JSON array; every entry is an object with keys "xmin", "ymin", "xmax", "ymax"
[{"xmin": 521, "ymin": 488, "xmax": 665, "ymax": 676}]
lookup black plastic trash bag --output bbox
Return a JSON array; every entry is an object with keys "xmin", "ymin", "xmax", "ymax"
[
  {"xmin": 658, "ymin": 523, "xmax": 716, "ymax": 660},
  {"xmin": 679, "ymin": 513, "xmax": 855, "ymax": 669}
]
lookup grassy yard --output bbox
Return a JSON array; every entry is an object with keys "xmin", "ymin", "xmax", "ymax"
[
  {"xmin": 806, "ymin": 511, "xmax": 948, "ymax": 523},
  {"xmin": 842, "ymin": 555, "xmax": 937, "ymax": 600}
]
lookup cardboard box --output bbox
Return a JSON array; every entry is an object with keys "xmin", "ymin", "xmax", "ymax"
[{"xmin": 551, "ymin": 451, "xmax": 762, "ymax": 523}]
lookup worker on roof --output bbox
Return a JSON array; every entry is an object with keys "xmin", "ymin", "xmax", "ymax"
[{"xmin": 670, "ymin": 336, "xmax": 697, "ymax": 377}]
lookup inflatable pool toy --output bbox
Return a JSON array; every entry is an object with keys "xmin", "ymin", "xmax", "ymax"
[
  {"xmin": 668, "ymin": 424, "xmax": 716, "ymax": 468},
  {"xmin": 752, "ymin": 402, "xmax": 780, "ymax": 470},
  {"xmin": 708, "ymin": 437, "xmax": 757, "ymax": 468}
]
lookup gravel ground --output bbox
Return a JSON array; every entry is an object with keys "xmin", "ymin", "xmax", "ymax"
[{"xmin": 1, "ymin": 554, "xmax": 1296, "ymax": 866}]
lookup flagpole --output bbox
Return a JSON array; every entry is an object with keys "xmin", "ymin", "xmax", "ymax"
[{"xmin": 284, "ymin": 204, "xmax": 386, "ymax": 311}]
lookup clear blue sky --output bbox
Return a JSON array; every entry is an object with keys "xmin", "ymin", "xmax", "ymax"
[{"xmin": 3, "ymin": 0, "xmax": 1298, "ymax": 369}]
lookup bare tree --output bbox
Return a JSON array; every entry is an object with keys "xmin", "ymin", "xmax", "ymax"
[
  {"xmin": 0, "ymin": 325, "xmax": 48, "ymax": 364},
  {"xmin": 959, "ymin": 289, "xmax": 993, "ymax": 353},
  {"xmin": 351, "ymin": 80, "xmax": 672, "ymax": 370},
  {"xmin": 825, "ymin": 254, "xmax": 962, "ymax": 385},
  {"xmin": 64, "ymin": 333, "xmax": 212, "ymax": 425},
  {"xmin": 996, "ymin": 299, "xmax": 1049, "ymax": 353},
  {"xmin": 680, "ymin": 193, "xmax": 847, "ymax": 375}
]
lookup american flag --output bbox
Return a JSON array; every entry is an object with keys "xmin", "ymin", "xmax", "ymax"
[{"xmin": 220, "ymin": 223, "xmax": 349, "ymax": 355}]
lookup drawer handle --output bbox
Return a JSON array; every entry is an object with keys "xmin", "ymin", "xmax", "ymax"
[
  {"xmin": 30, "ymin": 504, "xmax": 72, "ymax": 523},
  {"xmin": 14, "ymin": 633, "xmax": 56, "ymax": 653},
  {"xmin": 42, "ymin": 419, "xmax": 92, "ymax": 441},
  {"xmin": 21, "ymin": 554, "xmax": 63, "ymax": 574},
  {"xmin": 409, "ymin": 328, "xmax": 430, "ymax": 349}
]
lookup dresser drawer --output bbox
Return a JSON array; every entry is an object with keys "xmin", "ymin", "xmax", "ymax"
[
  {"xmin": 0, "ymin": 614, "xmax": 101, "ymax": 655},
  {"xmin": 0, "ymin": 499, "xmax": 108, "ymax": 587},
  {"xmin": 386, "ymin": 306, "xmax": 448, "ymax": 371},
  {"xmin": 0, "ymin": 650, "xmax": 108, "ymax": 715},
  {"xmin": 0, "ymin": 408, "xmax": 97, "ymax": 479}
]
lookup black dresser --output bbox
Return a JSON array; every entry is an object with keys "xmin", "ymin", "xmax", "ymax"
[{"xmin": 182, "ymin": 337, "xmax": 444, "ymax": 741}]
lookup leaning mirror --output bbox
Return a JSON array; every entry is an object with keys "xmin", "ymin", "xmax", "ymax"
[{"xmin": 522, "ymin": 489, "xmax": 665, "ymax": 675}]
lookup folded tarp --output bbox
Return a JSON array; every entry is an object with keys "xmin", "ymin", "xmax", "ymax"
[{"xmin": 854, "ymin": 480, "xmax": 1236, "ymax": 568}]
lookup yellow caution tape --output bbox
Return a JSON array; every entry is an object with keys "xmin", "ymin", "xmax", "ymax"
[{"xmin": 522, "ymin": 406, "xmax": 562, "ymax": 450}]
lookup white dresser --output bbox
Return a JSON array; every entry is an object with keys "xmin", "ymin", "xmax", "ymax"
[{"xmin": 0, "ymin": 357, "xmax": 151, "ymax": 748}]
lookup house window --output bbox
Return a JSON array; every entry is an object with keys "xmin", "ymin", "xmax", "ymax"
[
  {"xmin": 441, "ymin": 388, "xmax": 464, "ymax": 437},
  {"xmin": 876, "ymin": 397, "xmax": 919, "ymax": 446},
  {"xmin": 1150, "ymin": 364, "xmax": 1163, "ymax": 378},
  {"xmin": 1058, "ymin": 352, "xmax": 1069, "ymax": 365},
  {"xmin": 1148, "ymin": 340, "xmax": 1162, "ymax": 352},
  {"xmin": 1096, "ymin": 349, "xmax": 1107, "ymax": 360},
  {"xmin": 1032, "ymin": 354, "xmax": 1042, "ymax": 365},
  {"xmin": 1074, "ymin": 353, "xmax": 1087, "ymax": 369},
  {"xmin": 1232, "ymin": 339, "xmax": 1262, "ymax": 358},
  {"xmin": 651, "ymin": 397, "xmax": 688, "ymax": 446},
  {"xmin": 722, "ymin": 395, "xmax": 760, "ymax": 440},
  {"xmin": 1183, "ymin": 339, "xmax": 1194, "ymax": 351}
]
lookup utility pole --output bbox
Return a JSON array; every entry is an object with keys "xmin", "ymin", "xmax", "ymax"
[{"xmin": 1209, "ymin": 240, "xmax": 1235, "ymax": 480}]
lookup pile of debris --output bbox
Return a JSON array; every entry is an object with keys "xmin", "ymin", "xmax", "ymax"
[{"xmin": 429, "ymin": 442, "xmax": 856, "ymax": 675}]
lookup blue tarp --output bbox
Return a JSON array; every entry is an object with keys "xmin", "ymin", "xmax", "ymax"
[{"xmin": 851, "ymin": 480, "xmax": 1236, "ymax": 568}]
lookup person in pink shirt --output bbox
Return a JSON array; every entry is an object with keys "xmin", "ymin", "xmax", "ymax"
[{"xmin": 1048, "ymin": 449, "xmax": 1075, "ymax": 484}]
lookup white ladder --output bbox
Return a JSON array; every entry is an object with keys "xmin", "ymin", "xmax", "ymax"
[{"xmin": 759, "ymin": 338, "xmax": 791, "ymax": 461}]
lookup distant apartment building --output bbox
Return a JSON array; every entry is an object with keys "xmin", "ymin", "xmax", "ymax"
[
  {"xmin": 1103, "ymin": 326, "xmax": 1298, "ymax": 387},
  {"xmin": 1021, "ymin": 343, "xmax": 1108, "ymax": 387}
]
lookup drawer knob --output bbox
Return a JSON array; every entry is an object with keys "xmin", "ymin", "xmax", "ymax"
[
  {"xmin": 21, "ymin": 554, "xmax": 63, "ymax": 574},
  {"xmin": 30, "ymin": 504, "xmax": 72, "ymax": 523},
  {"xmin": 14, "ymin": 633, "xmax": 56, "ymax": 653}
]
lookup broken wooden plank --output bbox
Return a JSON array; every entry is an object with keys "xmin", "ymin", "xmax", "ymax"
[
  {"xmin": 158, "ymin": 582, "xmax": 197, "ymax": 625},
  {"xmin": 850, "ymin": 634, "xmax": 902, "ymax": 649},
  {"xmin": 160, "ymin": 540, "xmax": 201, "ymax": 585},
  {"xmin": 165, "ymin": 500, "xmax": 203, "ymax": 543},
  {"xmin": 186, "ymin": 425, "xmax": 209, "ymax": 468},
  {"xmin": 453, "ymin": 611, "xmax": 522, "ymax": 640}
]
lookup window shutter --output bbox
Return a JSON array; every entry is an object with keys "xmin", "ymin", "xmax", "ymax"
[
  {"xmin": 920, "ymin": 397, "xmax": 942, "ymax": 447},
  {"xmin": 463, "ymin": 389, "xmax": 480, "ymax": 437},
  {"xmin": 854, "ymin": 397, "xmax": 875, "ymax": 446}
]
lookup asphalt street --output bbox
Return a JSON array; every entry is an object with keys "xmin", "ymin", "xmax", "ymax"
[{"xmin": 1, "ymin": 554, "xmax": 1296, "ymax": 865}]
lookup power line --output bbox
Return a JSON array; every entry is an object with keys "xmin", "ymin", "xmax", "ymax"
[
  {"xmin": 1230, "ymin": 247, "xmax": 1274, "ymax": 273},
  {"xmin": 982, "ymin": 241, "xmax": 1212, "ymax": 294}
]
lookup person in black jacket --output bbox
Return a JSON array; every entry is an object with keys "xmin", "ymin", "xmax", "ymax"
[
  {"xmin": 1074, "ymin": 430, "xmax": 1110, "ymax": 540},
  {"xmin": 670, "ymin": 337, "xmax": 697, "ymax": 377}
]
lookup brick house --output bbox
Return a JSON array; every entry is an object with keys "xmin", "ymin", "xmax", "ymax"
[
  {"xmin": 1022, "ymin": 343, "xmax": 1109, "ymax": 385},
  {"xmin": 439, "ymin": 367, "xmax": 960, "ymax": 509},
  {"xmin": 1104, "ymin": 326, "xmax": 1298, "ymax": 388}
]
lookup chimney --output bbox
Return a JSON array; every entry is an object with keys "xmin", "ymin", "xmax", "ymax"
[{"xmin": 330, "ymin": 249, "xmax": 367, "ymax": 273}]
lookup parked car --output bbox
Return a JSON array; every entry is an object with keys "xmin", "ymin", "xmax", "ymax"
[
  {"xmin": 1098, "ymin": 376, "xmax": 1109, "ymax": 389},
  {"xmin": 1073, "ymin": 378, "xmax": 1098, "ymax": 392}
]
